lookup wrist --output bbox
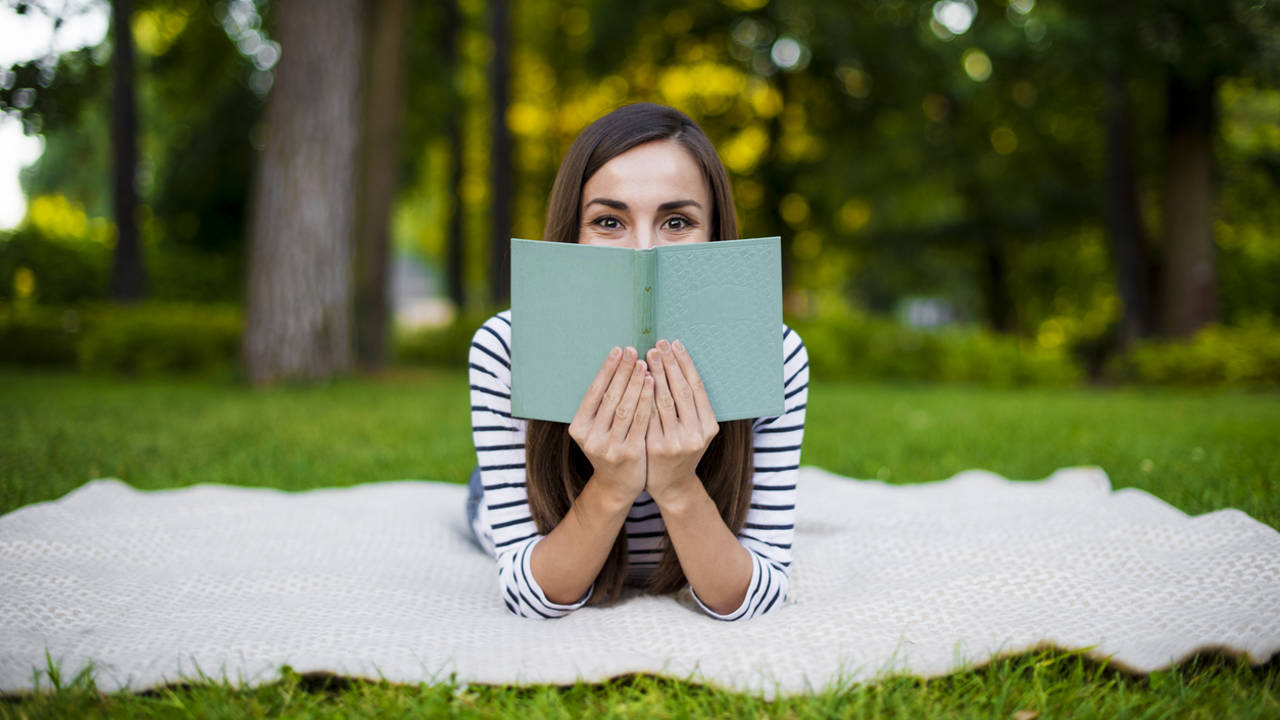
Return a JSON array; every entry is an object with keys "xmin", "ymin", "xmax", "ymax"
[
  {"xmin": 585, "ymin": 473, "xmax": 641, "ymax": 515},
  {"xmin": 650, "ymin": 472, "xmax": 704, "ymax": 515}
]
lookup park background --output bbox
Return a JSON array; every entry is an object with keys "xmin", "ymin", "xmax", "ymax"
[
  {"xmin": 1, "ymin": 1, "xmax": 1279, "ymax": 714},
  {"xmin": 0, "ymin": 0, "xmax": 1277, "ymax": 387}
]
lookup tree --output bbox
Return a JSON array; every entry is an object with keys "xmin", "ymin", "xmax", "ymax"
[
  {"xmin": 442, "ymin": 0, "xmax": 465, "ymax": 309},
  {"xmin": 243, "ymin": 0, "xmax": 366, "ymax": 384},
  {"xmin": 108, "ymin": 0, "xmax": 143, "ymax": 301},
  {"xmin": 353, "ymin": 0, "xmax": 408, "ymax": 372},
  {"xmin": 1114, "ymin": 0, "xmax": 1280, "ymax": 337},
  {"xmin": 487, "ymin": 0, "xmax": 512, "ymax": 305}
]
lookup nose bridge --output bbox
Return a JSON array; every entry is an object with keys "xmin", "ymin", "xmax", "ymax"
[{"xmin": 634, "ymin": 222, "xmax": 654, "ymax": 249}]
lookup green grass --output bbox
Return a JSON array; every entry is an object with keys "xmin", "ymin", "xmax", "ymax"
[{"xmin": 2, "ymin": 367, "xmax": 1278, "ymax": 717}]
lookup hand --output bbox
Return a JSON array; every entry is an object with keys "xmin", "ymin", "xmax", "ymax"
[
  {"xmin": 567, "ymin": 345, "xmax": 654, "ymax": 506},
  {"xmin": 644, "ymin": 339, "xmax": 719, "ymax": 505}
]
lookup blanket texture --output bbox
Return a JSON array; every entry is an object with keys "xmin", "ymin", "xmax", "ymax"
[{"xmin": 1, "ymin": 466, "xmax": 1277, "ymax": 697}]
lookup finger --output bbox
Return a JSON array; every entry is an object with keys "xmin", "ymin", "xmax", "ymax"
[
  {"xmin": 661, "ymin": 340, "xmax": 697, "ymax": 425},
  {"xmin": 626, "ymin": 375, "xmax": 654, "ymax": 446},
  {"xmin": 671, "ymin": 339, "xmax": 717, "ymax": 432},
  {"xmin": 595, "ymin": 347, "xmax": 638, "ymax": 432},
  {"xmin": 647, "ymin": 345, "xmax": 677, "ymax": 434},
  {"xmin": 572, "ymin": 346, "xmax": 622, "ymax": 429},
  {"xmin": 609, "ymin": 356, "xmax": 647, "ymax": 442}
]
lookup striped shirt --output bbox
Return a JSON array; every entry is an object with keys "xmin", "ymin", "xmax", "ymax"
[{"xmin": 469, "ymin": 309, "xmax": 808, "ymax": 621}]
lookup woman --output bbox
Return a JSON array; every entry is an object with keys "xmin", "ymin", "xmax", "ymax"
[{"xmin": 465, "ymin": 102, "xmax": 809, "ymax": 621}]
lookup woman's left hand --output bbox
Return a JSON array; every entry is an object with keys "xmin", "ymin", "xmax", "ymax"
[{"xmin": 644, "ymin": 338, "xmax": 719, "ymax": 505}]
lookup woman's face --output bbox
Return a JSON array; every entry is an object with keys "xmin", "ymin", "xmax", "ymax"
[{"xmin": 578, "ymin": 139, "xmax": 712, "ymax": 248}]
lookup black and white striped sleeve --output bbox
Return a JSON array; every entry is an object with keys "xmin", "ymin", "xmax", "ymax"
[
  {"xmin": 690, "ymin": 324, "xmax": 807, "ymax": 621},
  {"xmin": 469, "ymin": 309, "xmax": 593, "ymax": 618}
]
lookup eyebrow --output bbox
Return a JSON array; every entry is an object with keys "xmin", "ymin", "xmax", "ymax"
[{"xmin": 585, "ymin": 198, "xmax": 703, "ymax": 212}]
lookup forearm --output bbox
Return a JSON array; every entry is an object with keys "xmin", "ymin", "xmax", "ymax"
[
  {"xmin": 529, "ymin": 474, "xmax": 635, "ymax": 605},
  {"xmin": 654, "ymin": 476, "xmax": 753, "ymax": 615}
]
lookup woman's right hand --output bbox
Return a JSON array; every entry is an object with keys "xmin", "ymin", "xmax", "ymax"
[{"xmin": 567, "ymin": 345, "xmax": 654, "ymax": 506}]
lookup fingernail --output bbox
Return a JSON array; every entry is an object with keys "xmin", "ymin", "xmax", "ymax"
[
  {"xmin": 610, "ymin": 346, "xmax": 620, "ymax": 358},
  {"xmin": 673, "ymin": 339, "xmax": 685, "ymax": 353},
  {"xmin": 626, "ymin": 346, "xmax": 636, "ymax": 359},
  {"xmin": 636, "ymin": 360, "xmax": 646, "ymax": 372},
  {"xmin": 657, "ymin": 339, "xmax": 670, "ymax": 353}
]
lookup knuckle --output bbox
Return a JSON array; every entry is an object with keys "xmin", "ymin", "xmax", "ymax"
[
  {"xmin": 677, "ymin": 386, "xmax": 694, "ymax": 400},
  {"xmin": 657, "ymin": 395, "xmax": 675, "ymax": 410},
  {"xmin": 614, "ymin": 404, "xmax": 632, "ymax": 420}
]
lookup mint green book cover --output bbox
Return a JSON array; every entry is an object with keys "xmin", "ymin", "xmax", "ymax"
[{"xmin": 510, "ymin": 236, "xmax": 783, "ymax": 423}]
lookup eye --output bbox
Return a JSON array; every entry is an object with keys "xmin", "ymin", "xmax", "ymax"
[
  {"xmin": 664, "ymin": 215, "xmax": 695, "ymax": 231},
  {"xmin": 590, "ymin": 215, "xmax": 622, "ymax": 230}
]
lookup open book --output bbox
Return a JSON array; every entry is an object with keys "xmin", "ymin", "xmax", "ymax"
[{"xmin": 509, "ymin": 236, "xmax": 783, "ymax": 423}]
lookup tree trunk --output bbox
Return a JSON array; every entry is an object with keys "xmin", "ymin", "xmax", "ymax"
[
  {"xmin": 487, "ymin": 0, "xmax": 512, "ymax": 305},
  {"xmin": 110, "ymin": 0, "xmax": 144, "ymax": 301},
  {"xmin": 1103, "ymin": 70, "xmax": 1152, "ymax": 346},
  {"xmin": 981, "ymin": 236, "xmax": 1015, "ymax": 333},
  {"xmin": 1160, "ymin": 71, "xmax": 1217, "ymax": 338},
  {"xmin": 243, "ymin": 0, "xmax": 366, "ymax": 385},
  {"xmin": 354, "ymin": 0, "xmax": 408, "ymax": 372},
  {"xmin": 444, "ymin": 0, "xmax": 466, "ymax": 308},
  {"xmin": 763, "ymin": 73, "xmax": 795, "ymax": 293}
]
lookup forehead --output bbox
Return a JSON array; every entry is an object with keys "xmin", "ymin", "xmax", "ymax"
[{"xmin": 583, "ymin": 139, "xmax": 710, "ymax": 204}]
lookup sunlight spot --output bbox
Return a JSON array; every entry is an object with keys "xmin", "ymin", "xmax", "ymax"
[
  {"xmin": 838, "ymin": 198, "xmax": 872, "ymax": 234},
  {"xmin": 962, "ymin": 48, "xmax": 992, "ymax": 82},
  {"xmin": 771, "ymin": 36, "xmax": 808, "ymax": 71},
  {"xmin": 780, "ymin": 194, "xmax": 810, "ymax": 226},
  {"xmin": 837, "ymin": 65, "xmax": 872, "ymax": 98},
  {"xmin": 990, "ymin": 126, "xmax": 1018, "ymax": 154},
  {"xmin": 13, "ymin": 266, "xmax": 35, "ymax": 299},
  {"xmin": 932, "ymin": 0, "xmax": 976, "ymax": 35},
  {"xmin": 562, "ymin": 8, "xmax": 589, "ymax": 37}
]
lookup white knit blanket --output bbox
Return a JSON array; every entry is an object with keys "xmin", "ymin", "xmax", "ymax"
[{"xmin": 2, "ymin": 466, "xmax": 1277, "ymax": 697}]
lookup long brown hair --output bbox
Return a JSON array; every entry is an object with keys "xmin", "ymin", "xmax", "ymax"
[{"xmin": 525, "ymin": 103, "xmax": 755, "ymax": 605}]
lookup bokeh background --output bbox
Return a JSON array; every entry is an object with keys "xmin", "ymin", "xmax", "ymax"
[{"xmin": 1, "ymin": 0, "xmax": 1278, "ymax": 387}]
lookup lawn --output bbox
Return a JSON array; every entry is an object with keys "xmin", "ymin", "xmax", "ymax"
[{"xmin": 2, "ymin": 367, "xmax": 1278, "ymax": 717}]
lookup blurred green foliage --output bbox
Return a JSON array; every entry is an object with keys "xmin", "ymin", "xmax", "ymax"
[
  {"xmin": 789, "ymin": 305, "xmax": 1082, "ymax": 386},
  {"xmin": 1107, "ymin": 322, "xmax": 1280, "ymax": 388},
  {"xmin": 0, "ymin": 227, "xmax": 110, "ymax": 304},
  {"xmin": 1, "ymin": 301, "xmax": 241, "ymax": 376},
  {"xmin": 1, "ymin": 0, "xmax": 1277, "ymax": 385},
  {"xmin": 0, "ymin": 302, "xmax": 82, "ymax": 366},
  {"xmin": 393, "ymin": 307, "xmax": 503, "ymax": 368}
]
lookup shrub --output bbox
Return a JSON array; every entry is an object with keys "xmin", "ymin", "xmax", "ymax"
[
  {"xmin": 0, "ymin": 303, "xmax": 84, "ymax": 366},
  {"xmin": 1109, "ymin": 322, "xmax": 1280, "ymax": 387},
  {"xmin": 1, "ymin": 301, "xmax": 242, "ymax": 375},
  {"xmin": 0, "ymin": 230, "xmax": 110, "ymax": 304},
  {"xmin": 787, "ymin": 308, "xmax": 1082, "ymax": 386},
  {"xmin": 76, "ymin": 303, "xmax": 242, "ymax": 376},
  {"xmin": 393, "ymin": 308, "xmax": 501, "ymax": 368}
]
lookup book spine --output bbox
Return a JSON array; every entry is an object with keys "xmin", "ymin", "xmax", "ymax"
[{"xmin": 634, "ymin": 249, "xmax": 656, "ymax": 353}]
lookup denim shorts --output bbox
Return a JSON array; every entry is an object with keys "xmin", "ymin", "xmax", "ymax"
[{"xmin": 464, "ymin": 464, "xmax": 483, "ymax": 546}]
